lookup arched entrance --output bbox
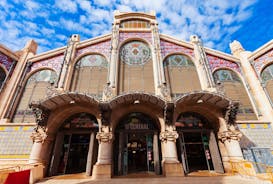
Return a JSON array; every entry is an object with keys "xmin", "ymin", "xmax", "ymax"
[
  {"xmin": 113, "ymin": 112, "xmax": 161, "ymax": 176},
  {"xmin": 49, "ymin": 112, "xmax": 99, "ymax": 176},
  {"xmin": 175, "ymin": 112, "xmax": 224, "ymax": 174}
]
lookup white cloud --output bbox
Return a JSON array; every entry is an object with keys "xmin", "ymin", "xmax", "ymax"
[{"xmin": 55, "ymin": 0, "xmax": 78, "ymax": 13}]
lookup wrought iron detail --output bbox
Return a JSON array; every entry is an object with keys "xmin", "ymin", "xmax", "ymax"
[
  {"xmin": 164, "ymin": 102, "xmax": 174, "ymax": 125},
  {"xmin": 99, "ymin": 103, "xmax": 111, "ymax": 125},
  {"xmin": 224, "ymin": 102, "xmax": 239, "ymax": 126}
]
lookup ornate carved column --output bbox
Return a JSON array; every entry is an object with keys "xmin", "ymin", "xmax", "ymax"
[
  {"xmin": 28, "ymin": 104, "xmax": 51, "ymax": 165},
  {"xmin": 160, "ymin": 126, "xmax": 184, "ymax": 176},
  {"xmin": 218, "ymin": 115, "xmax": 243, "ymax": 161},
  {"xmin": 92, "ymin": 125, "xmax": 113, "ymax": 179},
  {"xmin": 96, "ymin": 126, "xmax": 113, "ymax": 164}
]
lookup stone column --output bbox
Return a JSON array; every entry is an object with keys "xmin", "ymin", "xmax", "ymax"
[
  {"xmin": 230, "ymin": 40, "xmax": 273, "ymax": 123},
  {"xmin": 86, "ymin": 132, "xmax": 95, "ymax": 176},
  {"xmin": 190, "ymin": 35, "xmax": 215, "ymax": 91},
  {"xmin": 160, "ymin": 129, "xmax": 184, "ymax": 176},
  {"xmin": 92, "ymin": 126, "xmax": 113, "ymax": 179}
]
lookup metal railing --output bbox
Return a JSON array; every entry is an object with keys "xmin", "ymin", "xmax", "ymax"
[{"xmin": 229, "ymin": 159, "xmax": 273, "ymax": 182}]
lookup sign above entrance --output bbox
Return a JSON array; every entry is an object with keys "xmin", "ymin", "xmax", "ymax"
[{"xmin": 125, "ymin": 123, "xmax": 149, "ymax": 130}]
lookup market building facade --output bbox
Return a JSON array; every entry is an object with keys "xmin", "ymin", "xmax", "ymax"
[{"xmin": 0, "ymin": 11, "xmax": 272, "ymax": 178}]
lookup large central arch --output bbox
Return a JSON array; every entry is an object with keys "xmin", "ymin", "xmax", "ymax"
[{"xmin": 113, "ymin": 112, "xmax": 161, "ymax": 176}]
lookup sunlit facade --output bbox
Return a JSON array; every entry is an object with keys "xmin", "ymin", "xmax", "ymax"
[{"xmin": 0, "ymin": 11, "xmax": 272, "ymax": 178}]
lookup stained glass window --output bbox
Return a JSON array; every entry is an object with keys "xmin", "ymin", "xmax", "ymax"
[
  {"xmin": 76, "ymin": 55, "xmax": 108, "ymax": 68},
  {"xmin": 120, "ymin": 41, "xmax": 151, "ymax": 65},
  {"xmin": 120, "ymin": 20, "xmax": 150, "ymax": 29},
  {"xmin": 261, "ymin": 64, "xmax": 273, "ymax": 83},
  {"xmin": 62, "ymin": 113, "xmax": 98, "ymax": 129},
  {"xmin": 27, "ymin": 70, "xmax": 57, "ymax": 84},
  {"xmin": 163, "ymin": 55, "xmax": 194, "ymax": 67},
  {"xmin": 213, "ymin": 69, "xmax": 241, "ymax": 83}
]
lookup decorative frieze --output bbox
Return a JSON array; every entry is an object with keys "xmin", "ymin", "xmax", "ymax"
[
  {"xmin": 30, "ymin": 55, "xmax": 63, "ymax": 74},
  {"xmin": 253, "ymin": 48, "xmax": 273, "ymax": 73},
  {"xmin": 76, "ymin": 40, "xmax": 111, "ymax": 59},
  {"xmin": 119, "ymin": 32, "xmax": 152, "ymax": 45},
  {"xmin": 0, "ymin": 52, "xmax": 14, "ymax": 71},
  {"xmin": 160, "ymin": 40, "xmax": 194, "ymax": 58},
  {"xmin": 160, "ymin": 130, "xmax": 179, "ymax": 142},
  {"xmin": 207, "ymin": 54, "xmax": 241, "ymax": 74},
  {"xmin": 218, "ymin": 130, "xmax": 242, "ymax": 142}
]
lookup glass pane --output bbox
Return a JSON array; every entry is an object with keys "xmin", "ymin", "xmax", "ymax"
[
  {"xmin": 213, "ymin": 69, "xmax": 241, "ymax": 83},
  {"xmin": 164, "ymin": 55, "xmax": 194, "ymax": 67},
  {"xmin": 77, "ymin": 55, "xmax": 108, "ymax": 68},
  {"xmin": 261, "ymin": 64, "xmax": 273, "ymax": 83}
]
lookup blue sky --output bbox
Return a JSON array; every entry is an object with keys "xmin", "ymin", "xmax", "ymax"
[{"xmin": 0, "ymin": 0, "xmax": 272, "ymax": 54}]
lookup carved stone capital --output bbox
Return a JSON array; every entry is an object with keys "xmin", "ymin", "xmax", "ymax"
[
  {"xmin": 218, "ymin": 130, "xmax": 242, "ymax": 142},
  {"xmin": 30, "ymin": 126, "xmax": 47, "ymax": 143},
  {"xmin": 29, "ymin": 105, "xmax": 50, "ymax": 127},
  {"xmin": 159, "ymin": 84, "xmax": 170, "ymax": 98},
  {"xmin": 96, "ymin": 132, "xmax": 113, "ymax": 143},
  {"xmin": 160, "ymin": 131, "xmax": 179, "ymax": 142},
  {"xmin": 103, "ymin": 85, "xmax": 114, "ymax": 99}
]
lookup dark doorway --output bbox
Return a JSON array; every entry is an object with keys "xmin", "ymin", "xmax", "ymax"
[{"xmin": 114, "ymin": 112, "xmax": 161, "ymax": 176}]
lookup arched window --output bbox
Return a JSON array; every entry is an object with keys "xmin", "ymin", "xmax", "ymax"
[
  {"xmin": 0, "ymin": 67, "xmax": 6, "ymax": 90},
  {"xmin": 163, "ymin": 54, "xmax": 201, "ymax": 98},
  {"xmin": 213, "ymin": 69, "xmax": 256, "ymax": 120},
  {"xmin": 118, "ymin": 41, "xmax": 154, "ymax": 93},
  {"xmin": 71, "ymin": 54, "xmax": 108, "ymax": 99},
  {"xmin": 261, "ymin": 64, "xmax": 273, "ymax": 102},
  {"xmin": 13, "ymin": 69, "xmax": 57, "ymax": 123},
  {"xmin": 120, "ymin": 19, "xmax": 150, "ymax": 29}
]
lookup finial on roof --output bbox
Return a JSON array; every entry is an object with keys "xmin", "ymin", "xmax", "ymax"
[{"xmin": 229, "ymin": 40, "xmax": 245, "ymax": 57}]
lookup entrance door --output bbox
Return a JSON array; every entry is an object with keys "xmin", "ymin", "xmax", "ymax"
[
  {"xmin": 177, "ymin": 130, "xmax": 223, "ymax": 174},
  {"xmin": 114, "ymin": 112, "xmax": 161, "ymax": 176},
  {"xmin": 56, "ymin": 134, "xmax": 90, "ymax": 175}
]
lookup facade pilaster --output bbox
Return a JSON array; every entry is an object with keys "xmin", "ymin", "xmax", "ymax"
[
  {"xmin": 230, "ymin": 40, "xmax": 273, "ymax": 123},
  {"xmin": 104, "ymin": 22, "xmax": 119, "ymax": 99},
  {"xmin": 0, "ymin": 40, "xmax": 37, "ymax": 121},
  {"xmin": 151, "ymin": 21, "xmax": 170, "ymax": 99},
  {"xmin": 190, "ymin": 35, "xmax": 215, "ymax": 92},
  {"xmin": 57, "ymin": 34, "xmax": 80, "ymax": 90}
]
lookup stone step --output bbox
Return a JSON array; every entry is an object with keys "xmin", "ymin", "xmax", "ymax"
[{"xmin": 36, "ymin": 175, "xmax": 271, "ymax": 184}]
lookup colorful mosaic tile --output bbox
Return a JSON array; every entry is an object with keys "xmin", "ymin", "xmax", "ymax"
[
  {"xmin": 0, "ymin": 126, "xmax": 34, "ymax": 157},
  {"xmin": 76, "ymin": 40, "xmax": 111, "ymax": 60},
  {"xmin": 0, "ymin": 52, "xmax": 14, "ymax": 71},
  {"xmin": 160, "ymin": 39, "xmax": 194, "ymax": 59},
  {"xmin": 254, "ymin": 48, "xmax": 273, "ymax": 73},
  {"xmin": 238, "ymin": 123, "xmax": 273, "ymax": 148},
  {"xmin": 119, "ymin": 32, "xmax": 152, "ymax": 45},
  {"xmin": 30, "ymin": 54, "xmax": 64, "ymax": 74},
  {"xmin": 207, "ymin": 54, "xmax": 241, "ymax": 73}
]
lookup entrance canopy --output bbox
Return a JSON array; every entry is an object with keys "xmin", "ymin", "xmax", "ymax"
[
  {"xmin": 108, "ymin": 92, "xmax": 166, "ymax": 109},
  {"xmin": 175, "ymin": 91, "xmax": 237, "ymax": 110},
  {"xmin": 30, "ymin": 92, "xmax": 100, "ymax": 111}
]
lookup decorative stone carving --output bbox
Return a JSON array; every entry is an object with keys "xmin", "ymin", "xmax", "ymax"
[
  {"xmin": 218, "ymin": 130, "xmax": 242, "ymax": 142},
  {"xmin": 160, "ymin": 130, "xmax": 179, "ymax": 142},
  {"xmin": 103, "ymin": 85, "xmax": 114, "ymax": 99},
  {"xmin": 224, "ymin": 102, "xmax": 239, "ymax": 126},
  {"xmin": 30, "ymin": 126, "xmax": 47, "ymax": 143},
  {"xmin": 159, "ymin": 84, "xmax": 170, "ymax": 98},
  {"xmin": 96, "ymin": 126, "xmax": 113, "ymax": 143}
]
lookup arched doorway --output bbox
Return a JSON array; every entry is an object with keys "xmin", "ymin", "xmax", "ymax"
[
  {"xmin": 175, "ymin": 112, "xmax": 224, "ymax": 174},
  {"xmin": 113, "ymin": 112, "xmax": 161, "ymax": 176},
  {"xmin": 49, "ymin": 112, "xmax": 99, "ymax": 176}
]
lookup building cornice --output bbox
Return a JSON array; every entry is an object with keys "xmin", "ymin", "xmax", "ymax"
[
  {"xmin": 160, "ymin": 34, "xmax": 239, "ymax": 63},
  {"xmin": 76, "ymin": 33, "xmax": 112, "ymax": 49},
  {"xmin": 248, "ymin": 39, "xmax": 273, "ymax": 61},
  {"xmin": 29, "ymin": 34, "xmax": 112, "ymax": 62},
  {"xmin": 114, "ymin": 11, "xmax": 156, "ymax": 21},
  {"xmin": 0, "ymin": 44, "xmax": 19, "ymax": 61}
]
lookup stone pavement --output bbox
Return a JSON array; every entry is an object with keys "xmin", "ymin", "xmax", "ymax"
[{"xmin": 36, "ymin": 174, "xmax": 271, "ymax": 184}]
